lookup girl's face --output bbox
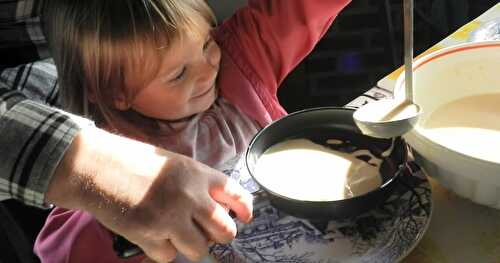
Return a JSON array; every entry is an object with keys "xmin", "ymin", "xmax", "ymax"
[{"xmin": 126, "ymin": 21, "xmax": 221, "ymax": 121}]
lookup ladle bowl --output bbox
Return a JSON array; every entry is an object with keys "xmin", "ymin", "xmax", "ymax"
[{"xmin": 353, "ymin": 99, "xmax": 421, "ymax": 139}]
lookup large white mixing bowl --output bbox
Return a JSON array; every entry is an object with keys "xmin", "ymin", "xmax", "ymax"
[{"xmin": 394, "ymin": 41, "xmax": 500, "ymax": 209}]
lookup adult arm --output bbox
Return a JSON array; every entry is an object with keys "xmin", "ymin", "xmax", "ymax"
[{"xmin": 0, "ymin": 79, "xmax": 252, "ymax": 262}]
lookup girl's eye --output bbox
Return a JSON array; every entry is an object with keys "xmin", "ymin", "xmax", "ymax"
[
  {"xmin": 172, "ymin": 67, "xmax": 186, "ymax": 81},
  {"xmin": 203, "ymin": 38, "xmax": 213, "ymax": 51}
]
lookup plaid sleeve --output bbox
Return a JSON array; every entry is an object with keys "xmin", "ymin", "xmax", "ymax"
[{"xmin": 0, "ymin": 60, "xmax": 94, "ymax": 208}]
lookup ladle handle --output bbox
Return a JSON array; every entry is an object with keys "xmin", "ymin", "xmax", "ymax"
[{"xmin": 403, "ymin": 0, "xmax": 414, "ymax": 102}]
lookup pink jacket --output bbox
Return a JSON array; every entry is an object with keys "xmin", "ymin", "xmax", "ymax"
[{"xmin": 34, "ymin": 1, "xmax": 351, "ymax": 262}]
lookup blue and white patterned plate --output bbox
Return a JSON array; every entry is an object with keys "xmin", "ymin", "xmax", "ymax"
[{"xmin": 212, "ymin": 162, "xmax": 432, "ymax": 263}]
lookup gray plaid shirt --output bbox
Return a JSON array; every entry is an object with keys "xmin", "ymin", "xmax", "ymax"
[{"xmin": 0, "ymin": 0, "xmax": 93, "ymax": 208}]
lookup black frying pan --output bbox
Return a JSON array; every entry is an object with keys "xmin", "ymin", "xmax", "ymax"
[{"xmin": 245, "ymin": 107, "xmax": 407, "ymax": 219}]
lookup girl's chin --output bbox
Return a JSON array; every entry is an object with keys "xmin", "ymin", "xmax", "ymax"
[
  {"xmin": 169, "ymin": 95, "xmax": 217, "ymax": 122},
  {"xmin": 157, "ymin": 89, "xmax": 218, "ymax": 122},
  {"xmin": 200, "ymin": 95, "xmax": 217, "ymax": 112}
]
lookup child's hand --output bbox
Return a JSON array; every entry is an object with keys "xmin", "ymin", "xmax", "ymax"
[{"xmin": 47, "ymin": 128, "xmax": 253, "ymax": 263}]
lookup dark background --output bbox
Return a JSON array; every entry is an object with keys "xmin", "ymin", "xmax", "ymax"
[{"xmin": 265, "ymin": 0, "xmax": 498, "ymax": 112}]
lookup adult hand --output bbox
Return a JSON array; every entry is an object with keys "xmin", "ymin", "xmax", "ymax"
[{"xmin": 46, "ymin": 127, "xmax": 253, "ymax": 262}]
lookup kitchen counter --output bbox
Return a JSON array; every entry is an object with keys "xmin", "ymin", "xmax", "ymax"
[
  {"xmin": 346, "ymin": 3, "xmax": 500, "ymax": 262},
  {"xmin": 404, "ymin": 178, "xmax": 500, "ymax": 262}
]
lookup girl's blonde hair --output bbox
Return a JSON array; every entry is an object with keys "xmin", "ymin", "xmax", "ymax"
[{"xmin": 44, "ymin": 0, "xmax": 216, "ymax": 140}]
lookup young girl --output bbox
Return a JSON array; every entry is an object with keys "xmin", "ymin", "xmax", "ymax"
[{"xmin": 35, "ymin": 0, "xmax": 351, "ymax": 262}]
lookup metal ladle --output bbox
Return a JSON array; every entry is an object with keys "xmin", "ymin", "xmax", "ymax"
[{"xmin": 353, "ymin": 0, "xmax": 421, "ymax": 139}]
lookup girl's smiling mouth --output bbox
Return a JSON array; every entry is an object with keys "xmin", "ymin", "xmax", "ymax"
[{"xmin": 192, "ymin": 84, "xmax": 215, "ymax": 99}]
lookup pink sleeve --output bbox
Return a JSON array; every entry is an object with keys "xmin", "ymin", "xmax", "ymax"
[
  {"xmin": 34, "ymin": 207, "xmax": 144, "ymax": 263},
  {"xmin": 216, "ymin": 0, "xmax": 351, "ymax": 95}
]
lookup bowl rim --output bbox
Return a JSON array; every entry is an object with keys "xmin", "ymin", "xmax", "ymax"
[
  {"xmin": 245, "ymin": 106, "xmax": 406, "ymax": 204},
  {"xmin": 393, "ymin": 40, "xmax": 500, "ymax": 166}
]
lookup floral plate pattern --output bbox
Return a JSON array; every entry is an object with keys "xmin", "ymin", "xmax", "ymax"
[{"xmin": 212, "ymin": 162, "xmax": 432, "ymax": 263}]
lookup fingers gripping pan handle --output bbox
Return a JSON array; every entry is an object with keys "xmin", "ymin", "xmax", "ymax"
[{"xmin": 111, "ymin": 210, "xmax": 238, "ymax": 258}]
